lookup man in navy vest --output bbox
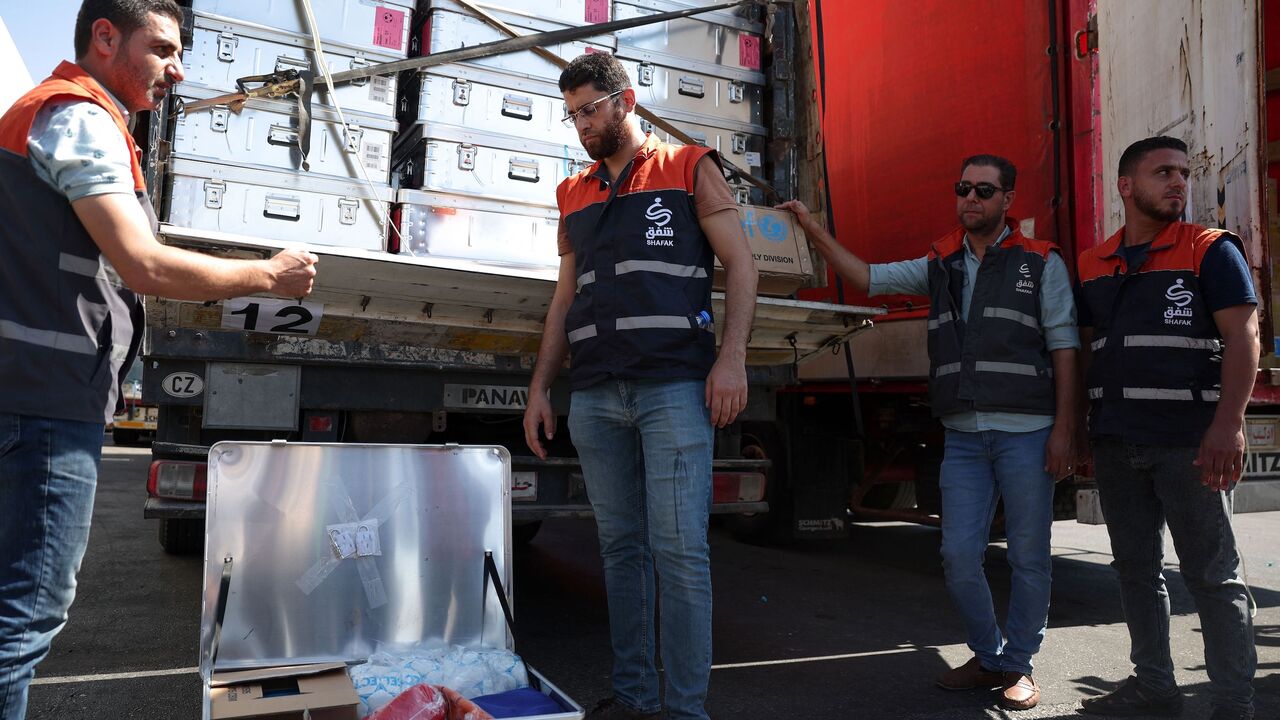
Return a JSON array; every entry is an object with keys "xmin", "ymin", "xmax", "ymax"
[
  {"xmin": 780, "ymin": 155, "xmax": 1079, "ymax": 711},
  {"xmin": 0, "ymin": 2, "xmax": 316, "ymax": 716},
  {"xmin": 1076, "ymin": 136, "xmax": 1258, "ymax": 720},
  {"xmin": 523, "ymin": 53, "xmax": 757, "ymax": 720}
]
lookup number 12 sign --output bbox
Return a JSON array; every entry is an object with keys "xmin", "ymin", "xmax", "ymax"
[{"xmin": 221, "ymin": 297, "xmax": 324, "ymax": 336}]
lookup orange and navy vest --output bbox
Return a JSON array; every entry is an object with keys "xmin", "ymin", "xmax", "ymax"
[
  {"xmin": 0, "ymin": 62, "xmax": 148, "ymax": 423},
  {"xmin": 557, "ymin": 135, "xmax": 718, "ymax": 390},
  {"xmin": 1077, "ymin": 222, "xmax": 1242, "ymax": 445},
  {"xmin": 926, "ymin": 219, "xmax": 1060, "ymax": 418}
]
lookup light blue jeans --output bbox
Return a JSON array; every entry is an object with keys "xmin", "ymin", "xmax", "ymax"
[
  {"xmin": 0, "ymin": 413, "xmax": 103, "ymax": 720},
  {"xmin": 1093, "ymin": 440, "xmax": 1255, "ymax": 714},
  {"xmin": 568, "ymin": 379, "xmax": 713, "ymax": 720},
  {"xmin": 939, "ymin": 427, "xmax": 1055, "ymax": 675}
]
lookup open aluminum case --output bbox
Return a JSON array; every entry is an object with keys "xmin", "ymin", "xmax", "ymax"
[{"xmin": 198, "ymin": 441, "xmax": 583, "ymax": 720}]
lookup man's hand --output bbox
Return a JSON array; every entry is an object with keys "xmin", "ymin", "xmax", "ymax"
[
  {"xmin": 523, "ymin": 390, "xmax": 555, "ymax": 460},
  {"xmin": 1194, "ymin": 420, "xmax": 1245, "ymax": 491},
  {"xmin": 266, "ymin": 249, "xmax": 319, "ymax": 298},
  {"xmin": 706, "ymin": 356, "xmax": 747, "ymax": 428},
  {"xmin": 1044, "ymin": 423, "xmax": 1075, "ymax": 481},
  {"xmin": 775, "ymin": 200, "xmax": 816, "ymax": 231}
]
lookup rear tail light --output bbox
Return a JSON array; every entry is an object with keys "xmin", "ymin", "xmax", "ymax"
[
  {"xmin": 147, "ymin": 461, "xmax": 208, "ymax": 501},
  {"xmin": 712, "ymin": 472, "xmax": 767, "ymax": 503}
]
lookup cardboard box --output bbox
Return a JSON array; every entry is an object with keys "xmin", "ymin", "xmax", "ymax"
[
  {"xmin": 714, "ymin": 205, "xmax": 816, "ymax": 297},
  {"xmin": 210, "ymin": 662, "xmax": 358, "ymax": 720}
]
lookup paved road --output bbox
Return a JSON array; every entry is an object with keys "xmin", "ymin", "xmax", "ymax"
[{"xmin": 24, "ymin": 441, "xmax": 1280, "ymax": 718}]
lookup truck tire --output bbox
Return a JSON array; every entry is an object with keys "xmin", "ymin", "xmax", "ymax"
[
  {"xmin": 726, "ymin": 425, "xmax": 791, "ymax": 546},
  {"xmin": 112, "ymin": 427, "xmax": 140, "ymax": 446},
  {"xmin": 159, "ymin": 518, "xmax": 203, "ymax": 555}
]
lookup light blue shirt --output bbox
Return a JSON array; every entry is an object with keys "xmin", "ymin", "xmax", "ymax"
[
  {"xmin": 27, "ymin": 91, "xmax": 135, "ymax": 202},
  {"xmin": 868, "ymin": 227, "xmax": 1079, "ymax": 433}
]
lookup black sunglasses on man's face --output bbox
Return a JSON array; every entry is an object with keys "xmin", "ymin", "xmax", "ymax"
[{"xmin": 954, "ymin": 181, "xmax": 1006, "ymax": 200}]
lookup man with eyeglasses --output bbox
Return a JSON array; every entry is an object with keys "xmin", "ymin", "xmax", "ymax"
[
  {"xmin": 779, "ymin": 155, "xmax": 1078, "ymax": 711},
  {"xmin": 522, "ymin": 52, "xmax": 756, "ymax": 720}
]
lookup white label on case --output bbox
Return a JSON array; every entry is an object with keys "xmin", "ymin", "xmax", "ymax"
[{"xmin": 745, "ymin": 152, "xmax": 762, "ymax": 168}]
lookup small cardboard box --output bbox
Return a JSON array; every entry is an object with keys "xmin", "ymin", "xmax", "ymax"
[
  {"xmin": 210, "ymin": 662, "xmax": 358, "ymax": 720},
  {"xmin": 714, "ymin": 205, "xmax": 815, "ymax": 297}
]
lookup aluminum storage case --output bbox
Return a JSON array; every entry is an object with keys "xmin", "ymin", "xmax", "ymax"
[
  {"xmin": 393, "ymin": 125, "xmax": 591, "ymax": 208},
  {"xmin": 398, "ymin": 65, "xmax": 579, "ymax": 149},
  {"xmin": 638, "ymin": 115, "xmax": 765, "ymax": 176},
  {"xmin": 174, "ymin": 87, "xmax": 396, "ymax": 183},
  {"xmin": 164, "ymin": 157, "xmax": 393, "ymax": 251},
  {"xmin": 612, "ymin": 0, "xmax": 767, "ymax": 83},
  {"xmin": 183, "ymin": 11, "xmax": 399, "ymax": 119},
  {"xmin": 413, "ymin": 1, "xmax": 616, "ymax": 87},
  {"xmin": 396, "ymin": 189, "xmax": 561, "ymax": 268},
  {"xmin": 190, "ymin": 0, "xmax": 414, "ymax": 58},
  {"xmin": 615, "ymin": 56, "xmax": 764, "ymax": 130},
  {"xmin": 198, "ymin": 442, "xmax": 583, "ymax": 719}
]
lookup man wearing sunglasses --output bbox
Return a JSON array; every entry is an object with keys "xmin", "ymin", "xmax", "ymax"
[
  {"xmin": 779, "ymin": 155, "xmax": 1079, "ymax": 711},
  {"xmin": 523, "ymin": 52, "xmax": 757, "ymax": 720}
]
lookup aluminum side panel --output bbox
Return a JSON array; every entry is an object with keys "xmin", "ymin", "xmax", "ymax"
[{"xmin": 191, "ymin": 0, "xmax": 413, "ymax": 57}]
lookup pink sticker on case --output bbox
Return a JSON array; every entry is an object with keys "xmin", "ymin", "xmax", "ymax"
[
  {"xmin": 585, "ymin": 0, "xmax": 610, "ymax": 23},
  {"xmin": 739, "ymin": 34, "xmax": 762, "ymax": 70},
  {"xmin": 373, "ymin": 6, "xmax": 407, "ymax": 51}
]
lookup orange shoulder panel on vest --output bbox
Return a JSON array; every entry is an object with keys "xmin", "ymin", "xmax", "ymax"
[
  {"xmin": 928, "ymin": 226, "xmax": 967, "ymax": 260},
  {"xmin": 0, "ymin": 62, "xmax": 145, "ymax": 190},
  {"xmin": 1138, "ymin": 223, "xmax": 1216, "ymax": 274},
  {"xmin": 1006, "ymin": 233, "xmax": 1060, "ymax": 260}
]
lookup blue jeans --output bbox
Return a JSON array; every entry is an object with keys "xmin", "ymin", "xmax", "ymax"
[
  {"xmin": 0, "ymin": 413, "xmax": 103, "ymax": 720},
  {"xmin": 568, "ymin": 379, "xmax": 713, "ymax": 720},
  {"xmin": 939, "ymin": 427, "xmax": 1055, "ymax": 675},
  {"xmin": 1093, "ymin": 439, "xmax": 1255, "ymax": 713}
]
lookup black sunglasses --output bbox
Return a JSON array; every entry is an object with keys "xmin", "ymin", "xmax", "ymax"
[{"xmin": 954, "ymin": 181, "xmax": 1007, "ymax": 200}]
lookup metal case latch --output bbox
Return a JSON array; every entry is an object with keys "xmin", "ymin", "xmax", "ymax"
[
  {"xmin": 217, "ymin": 33, "xmax": 238, "ymax": 62},
  {"xmin": 203, "ymin": 180, "xmax": 225, "ymax": 209},
  {"xmin": 501, "ymin": 94, "xmax": 533, "ymax": 121},
  {"xmin": 637, "ymin": 62, "xmax": 655, "ymax": 87},
  {"xmin": 210, "ymin": 107, "xmax": 230, "ymax": 133},
  {"xmin": 338, "ymin": 198, "xmax": 359, "ymax": 225},
  {"xmin": 452, "ymin": 79, "xmax": 471, "ymax": 106},
  {"xmin": 728, "ymin": 81, "xmax": 745, "ymax": 104},
  {"xmin": 734, "ymin": 187, "xmax": 751, "ymax": 205},
  {"xmin": 344, "ymin": 125, "xmax": 364, "ymax": 154},
  {"xmin": 457, "ymin": 144, "xmax": 477, "ymax": 171},
  {"xmin": 731, "ymin": 133, "xmax": 747, "ymax": 155}
]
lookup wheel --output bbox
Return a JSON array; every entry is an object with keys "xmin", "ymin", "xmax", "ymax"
[
  {"xmin": 726, "ymin": 426, "xmax": 792, "ymax": 545},
  {"xmin": 512, "ymin": 520, "xmax": 543, "ymax": 546},
  {"xmin": 158, "ymin": 518, "xmax": 203, "ymax": 555},
  {"xmin": 112, "ymin": 427, "xmax": 140, "ymax": 446}
]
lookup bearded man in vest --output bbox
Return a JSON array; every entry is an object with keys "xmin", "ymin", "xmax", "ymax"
[
  {"xmin": 779, "ymin": 155, "xmax": 1079, "ymax": 711},
  {"xmin": 522, "ymin": 52, "xmax": 757, "ymax": 720},
  {"xmin": 1075, "ymin": 136, "xmax": 1258, "ymax": 720},
  {"xmin": 0, "ymin": 2, "xmax": 317, "ymax": 716}
]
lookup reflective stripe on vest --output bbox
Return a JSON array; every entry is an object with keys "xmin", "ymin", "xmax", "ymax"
[{"xmin": 982, "ymin": 306, "xmax": 1039, "ymax": 330}]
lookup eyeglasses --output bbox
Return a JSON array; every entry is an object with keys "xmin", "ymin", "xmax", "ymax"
[
  {"xmin": 954, "ymin": 181, "xmax": 1007, "ymax": 200},
  {"xmin": 562, "ymin": 90, "xmax": 624, "ymax": 128}
]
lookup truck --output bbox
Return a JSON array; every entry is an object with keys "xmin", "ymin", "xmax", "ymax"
[
  {"xmin": 140, "ymin": 0, "xmax": 881, "ymax": 553},
  {"xmin": 142, "ymin": 0, "xmax": 1280, "ymax": 555}
]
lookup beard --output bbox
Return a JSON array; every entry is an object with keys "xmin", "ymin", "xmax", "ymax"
[
  {"xmin": 583, "ymin": 106, "xmax": 628, "ymax": 161},
  {"xmin": 959, "ymin": 209, "xmax": 1004, "ymax": 235},
  {"xmin": 1133, "ymin": 186, "xmax": 1185, "ymax": 222}
]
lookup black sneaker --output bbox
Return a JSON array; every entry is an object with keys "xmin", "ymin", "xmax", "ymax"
[
  {"xmin": 1209, "ymin": 706, "xmax": 1254, "ymax": 720},
  {"xmin": 584, "ymin": 697, "xmax": 665, "ymax": 720},
  {"xmin": 1079, "ymin": 676, "xmax": 1183, "ymax": 716}
]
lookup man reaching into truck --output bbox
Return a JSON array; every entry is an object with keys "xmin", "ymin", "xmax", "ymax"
[
  {"xmin": 523, "ymin": 52, "xmax": 757, "ymax": 720},
  {"xmin": 0, "ymin": 2, "xmax": 317, "ymax": 716},
  {"xmin": 779, "ymin": 155, "xmax": 1078, "ymax": 711},
  {"xmin": 1075, "ymin": 136, "xmax": 1258, "ymax": 720}
]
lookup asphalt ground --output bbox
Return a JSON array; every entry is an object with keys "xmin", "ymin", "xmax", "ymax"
[{"xmin": 23, "ymin": 439, "xmax": 1280, "ymax": 719}]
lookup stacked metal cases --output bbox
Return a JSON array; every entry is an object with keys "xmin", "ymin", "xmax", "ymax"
[
  {"xmin": 162, "ymin": 0, "xmax": 412, "ymax": 251},
  {"xmin": 613, "ymin": 0, "xmax": 767, "ymax": 204},
  {"xmin": 394, "ymin": 0, "xmax": 612, "ymax": 264}
]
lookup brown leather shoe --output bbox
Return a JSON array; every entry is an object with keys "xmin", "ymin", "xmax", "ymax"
[
  {"xmin": 936, "ymin": 657, "xmax": 1003, "ymax": 690},
  {"xmin": 1001, "ymin": 672, "xmax": 1040, "ymax": 710}
]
